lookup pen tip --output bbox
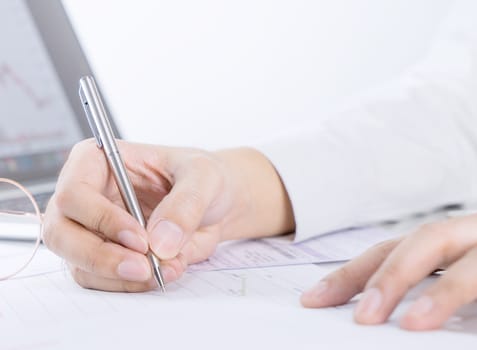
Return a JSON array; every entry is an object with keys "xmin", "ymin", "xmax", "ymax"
[
  {"xmin": 152, "ymin": 266, "xmax": 166, "ymax": 293},
  {"xmin": 148, "ymin": 252, "xmax": 166, "ymax": 292}
]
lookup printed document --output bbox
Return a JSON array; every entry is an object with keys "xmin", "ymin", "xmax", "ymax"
[{"xmin": 0, "ymin": 222, "xmax": 476, "ymax": 350}]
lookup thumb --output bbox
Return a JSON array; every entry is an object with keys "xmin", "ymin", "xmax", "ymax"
[{"xmin": 147, "ymin": 171, "xmax": 219, "ymax": 260}]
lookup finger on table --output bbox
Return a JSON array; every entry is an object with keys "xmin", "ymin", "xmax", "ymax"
[
  {"xmin": 400, "ymin": 246, "xmax": 477, "ymax": 330},
  {"xmin": 301, "ymin": 238, "xmax": 401, "ymax": 308},
  {"xmin": 354, "ymin": 220, "xmax": 477, "ymax": 325}
]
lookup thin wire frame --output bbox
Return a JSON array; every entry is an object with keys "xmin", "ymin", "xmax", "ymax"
[{"xmin": 0, "ymin": 178, "xmax": 42, "ymax": 281}]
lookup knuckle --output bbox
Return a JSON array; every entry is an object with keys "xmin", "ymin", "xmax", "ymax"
[
  {"xmin": 417, "ymin": 222, "xmax": 444, "ymax": 239},
  {"xmin": 334, "ymin": 265, "xmax": 354, "ymax": 282},
  {"xmin": 120, "ymin": 280, "xmax": 150, "ymax": 293},
  {"xmin": 377, "ymin": 262, "xmax": 408, "ymax": 288},
  {"xmin": 41, "ymin": 212, "xmax": 61, "ymax": 252},
  {"xmin": 64, "ymin": 140, "xmax": 103, "ymax": 175},
  {"xmin": 70, "ymin": 139, "xmax": 97, "ymax": 158},
  {"xmin": 416, "ymin": 221, "xmax": 456, "ymax": 244},
  {"xmin": 177, "ymin": 253, "xmax": 189, "ymax": 271},
  {"xmin": 181, "ymin": 236, "xmax": 216, "ymax": 265},
  {"xmin": 40, "ymin": 213, "xmax": 52, "ymax": 245},
  {"xmin": 370, "ymin": 239, "xmax": 399, "ymax": 256},
  {"xmin": 70, "ymin": 266, "xmax": 90, "ymax": 289},
  {"xmin": 120, "ymin": 280, "xmax": 135, "ymax": 293},
  {"xmin": 84, "ymin": 242, "xmax": 104, "ymax": 274},
  {"xmin": 327, "ymin": 263, "xmax": 368, "ymax": 294},
  {"xmin": 53, "ymin": 189, "xmax": 72, "ymax": 214},
  {"xmin": 195, "ymin": 153, "xmax": 223, "ymax": 179},
  {"xmin": 194, "ymin": 242, "xmax": 216, "ymax": 263},
  {"xmin": 417, "ymin": 222, "xmax": 455, "ymax": 262},
  {"xmin": 90, "ymin": 208, "xmax": 113, "ymax": 234},
  {"xmin": 184, "ymin": 152, "xmax": 224, "ymax": 182},
  {"xmin": 41, "ymin": 224, "xmax": 55, "ymax": 251},
  {"xmin": 174, "ymin": 189, "xmax": 206, "ymax": 221},
  {"xmin": 187, "ymin": 152, "xmax": 215, "ymax": 171}
]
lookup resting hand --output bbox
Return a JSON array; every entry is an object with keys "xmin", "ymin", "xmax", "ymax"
[
  {"xmin": 301, "ymin": 215, "xmax": 477, "ymax": 330},
  {"xmin": 43, "ymin": 140, "xmax": 293, "ymax": 292}
]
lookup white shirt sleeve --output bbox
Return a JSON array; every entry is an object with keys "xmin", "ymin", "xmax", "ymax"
[{"xmin": 257, "ymin": 0, "xmax": 477, "ymax": 242}]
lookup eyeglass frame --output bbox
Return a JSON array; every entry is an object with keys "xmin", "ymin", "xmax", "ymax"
[{"xmin": 0, "ymin": 177, "xmax": 42, "ymax": 280}]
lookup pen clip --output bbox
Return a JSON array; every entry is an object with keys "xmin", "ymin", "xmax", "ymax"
[{"xmin": 79, "ymin": 88, "xmax": 103, "ymax": 149}]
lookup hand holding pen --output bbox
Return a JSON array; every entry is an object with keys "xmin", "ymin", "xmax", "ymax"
[
  {"xmin": 42, "ymin": 77, "xmax": 285, "ymax": 292},
  {"xmin": 78, "ymin": 76, "xmax": 166, "ymax": 291}
]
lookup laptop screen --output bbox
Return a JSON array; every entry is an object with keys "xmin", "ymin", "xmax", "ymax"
[{"xmin": 0, "ymin": 1, "xmax": 86, "ymax": 183}]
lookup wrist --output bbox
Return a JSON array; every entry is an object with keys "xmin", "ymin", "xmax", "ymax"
[{"xmin": 215, "ymin": 147, "xmax": 295, "ymax": 241}]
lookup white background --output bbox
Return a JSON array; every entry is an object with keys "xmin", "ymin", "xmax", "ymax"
[{"xmin": 62, "ymin": 0, "xmax": 454, "ymax": 149}]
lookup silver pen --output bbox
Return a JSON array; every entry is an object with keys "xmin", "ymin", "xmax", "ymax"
[{"xmin": 78, "ymin": 76, "xmax": 166, "ymax": 292}]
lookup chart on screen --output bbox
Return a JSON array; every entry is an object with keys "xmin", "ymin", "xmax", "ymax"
[{"xmin": 0, "ymin": 1, "xmax": 81, "ymax": 159}]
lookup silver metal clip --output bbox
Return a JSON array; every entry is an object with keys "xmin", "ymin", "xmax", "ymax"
[{"xmin": 79, "ymin": 83, "xmax": 103, "ymax": 148}]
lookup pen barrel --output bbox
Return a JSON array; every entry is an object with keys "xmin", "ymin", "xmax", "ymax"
[
  {"xmin": 108, "ymin": 148, "xmax": 166, "ymax": 290},
  {"xmin": 79, "ymin": 75, "xmax": 166, "ymax": 291},
  {"xmin": 107, "ymin": 151, "xmax": 146, "ymax": 228}
]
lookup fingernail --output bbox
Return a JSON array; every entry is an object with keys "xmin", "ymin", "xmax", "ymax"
[
  {"xmin": 117, "ymin": 230, "xmax": 148, "ymax": 252},
  {"xmin": 150, "ymin": 220, "xmax": 184, "ymax": 259},
  {"xmin": 117, "ymin": 258, "xmax": 151, "ymax": 281},
  {"xmin": 355, "ymin": 288, "xmax": 382, "ymax": 320},
  {"xmin": 302, "ymin": 281, "xmax": 329, "ymax": 301},
  {"xmin": 161, "ymin": 266, "xmax": 177, "ymax": 283},
  {"xmin": 406, "ymin": 296, "xmax": 434, "ymax": 318}
]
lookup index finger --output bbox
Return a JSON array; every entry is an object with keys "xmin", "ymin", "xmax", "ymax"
[
  {"xmin": 301, "ymin": 238, "xmax": 401, "ymax": 308},
  {"xmin": 53, "ymin": 186, "xmax": 149, "ymax": 254}
]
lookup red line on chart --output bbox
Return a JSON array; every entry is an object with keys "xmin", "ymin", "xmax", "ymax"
[{"xmin": 0, "ymin": 62, "xmax": 51, "ymax": 109}]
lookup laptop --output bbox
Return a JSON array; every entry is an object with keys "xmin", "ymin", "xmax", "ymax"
[{"xmin": 0, "ymin": 0, "xmax": 120, "ymax": 213}]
